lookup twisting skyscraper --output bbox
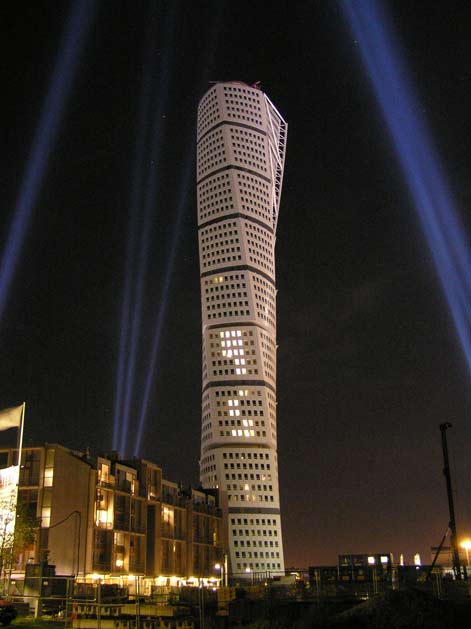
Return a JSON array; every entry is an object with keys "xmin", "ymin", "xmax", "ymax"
[{"xmin": 197, "ymin": 82, "xmax": 287, "ymax": 576}]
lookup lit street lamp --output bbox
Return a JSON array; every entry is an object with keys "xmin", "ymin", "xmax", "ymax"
[{"xmin": 461, "ymin": 540, "xmax": 471, "ymax": 566}]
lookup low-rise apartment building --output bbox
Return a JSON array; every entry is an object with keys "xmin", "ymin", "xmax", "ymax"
[{"xmin": 0, "ymin": 445, "xmax": 226, "ymax": 588}]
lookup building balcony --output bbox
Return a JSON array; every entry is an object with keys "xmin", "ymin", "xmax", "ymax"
[
  {"xmin": 192, "ymin": 502, "xmax": 222, "ymax": 517},
  {"xmin": 161, "ymin": 494, "xmax": 187, "ymax": 508},
  {"xmin": 93, "ymin": 560, "xmax": 112, "ymax": 573},
  {"xmin": 97, "ymin": 479, "xmax": 114, "ymax": 489},
  {"xmin": 117, "ymin": 479, "xmax": 132, "ymax": 493},
  {"xmin": 161, "ymin": 524, "xmax": 174, "ymax": 538},
  {"xmin": 129, "ymin": 560, "xmax": 145, "ymax": 574}
]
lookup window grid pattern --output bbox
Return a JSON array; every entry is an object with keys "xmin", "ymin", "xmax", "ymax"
[
  {"xmin": 198, "ymin": 172, "xmax": 235, "ymax": 223},
  {"xmin": 231, "ymin": 514, "xmax": 282, "ymax": 572},
  {"xmin": 197, "ymin": 128, "xmax": 227, "ymax": 180},
  {"xmin": 253, "ymin": 275, "xmax": 276, "ymax": 330},
  {"xmin": 201, "ymin": 272, "xmax": 276, "ymax": 332},
  {"xmin": 222, "ymin": 84, "xmax": 264, "ymax": 127},
  {"xmin": 197, "ymin": 82, "xmax": 287, "ymax": 577},
  {"xmin": 197, "ymin": 170, "xmax": 273, "ymax": 227},
  {"xmin": 206, "ymin": 328, "xmax": 257, "ymax": 379},
  {"xmin": 199, "ymin": 221, "xmax": 242, "ymax": 270},
  {"xmin": 229, "ymin": 127, "xmax": 267, "ymax": 175},
  {"xmin": 202, "ymin": 273, "xmax": 251, "ymax": 322},
  {"xmin": 197, "ymin": 90, "xmax": 221, "ymax": 139},
  {"xmin": 202, "ymin": 323, "xmax": 275, "ymax": 387},
  {"xmin": 243, "ymin": 221, "xmax": 275, "ymax": 277},
  {"xmin": 237, "ymin": 172, "xmax": 272, "ymax": 224}
]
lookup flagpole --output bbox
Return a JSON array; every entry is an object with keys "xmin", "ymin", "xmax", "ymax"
[
  {"xmin": 5, "ymin": 403, "xmax": 25, "ymax": 596},
  {"xmin": 17, "ymin": 402, "xmax": 25, "ymax": 469}
]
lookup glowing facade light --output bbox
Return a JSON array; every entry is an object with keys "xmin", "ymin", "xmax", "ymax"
[
  {"xmin": 460, "ymin": 539, "xmax": 471, "ymax": 565},
  {"xmin": 342, "ymin": 0, "xmax": 471, "ymax": 376}
]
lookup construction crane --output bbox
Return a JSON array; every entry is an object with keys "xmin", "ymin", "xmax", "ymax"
[{"xmin": 428, "ymin": 423, "xmax": 466, "ymax": 580}]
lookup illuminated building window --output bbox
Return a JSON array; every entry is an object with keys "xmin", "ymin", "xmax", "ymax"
[
  {"xmin": 43, "ymin": 467, "xmax": 54, "ymax": 487},
  {"xmin": 41, "ymin": 507, "xmax": 51, "ymax": 528}
]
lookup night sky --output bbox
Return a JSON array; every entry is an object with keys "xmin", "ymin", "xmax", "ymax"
[{"xmin": 3, "ymin": 1, "xmax": 471, "ymax": 568}]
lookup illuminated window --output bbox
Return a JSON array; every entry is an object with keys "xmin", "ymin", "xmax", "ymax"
[
  {"xmin": 41, "ymin": 507, "xmax": 51, "ymax": 528},
  {"xmin": 43, "ymin": 467, "xmax": 54, "ymax": 487},
  {"xmin": 162, "ymin": 506, "xmax": 174, "ymax": 526},
  {"xmin": 96, "ymin": 509, "xmax": 109, "ymax": 526}
]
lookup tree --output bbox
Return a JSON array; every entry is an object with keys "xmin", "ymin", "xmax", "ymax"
[{"xmin": 0, "ymin": 490, "xmax": 39, "ymax": 589}]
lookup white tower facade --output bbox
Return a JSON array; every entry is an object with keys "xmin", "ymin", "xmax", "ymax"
[{"xmin": 197, "ymin": 81, "xmax": 287, "ymax": 577}]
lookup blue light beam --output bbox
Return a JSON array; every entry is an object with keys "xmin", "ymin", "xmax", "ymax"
[
  {"xmin": 0, "ymin": 0, "xmax": 96, "ymax": 323},
  {"xmin": 131, "ymin": 5, "xmax": 226, "ymax": 457},
  {"xmin": 341, "ymin": 0, "xmax": 471, "ymax": 375},
  {"xmin": 118, "ymin": 6, "xmax": 177, "ymax": 456},
  {"xmin": 112, "ymin": 21, "xmax": 157, "ymax": 451},
  {"xmin": 118, "ymin": 130, "xmax": 159, "ymax": 456},
  {"xmin": 133, "ymin": 153, "xmax": 194, "ymax": 457}
]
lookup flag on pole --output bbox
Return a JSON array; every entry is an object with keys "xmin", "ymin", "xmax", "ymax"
[
  {"xmin": 0, "ymin": 405, "xmax": 23, "ymax": 431},
  {"xmin": 0, "ymin": 404, "xmax": 25, "ymax": 562}
]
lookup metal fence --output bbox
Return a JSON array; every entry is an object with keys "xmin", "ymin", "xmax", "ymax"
[
  {"xmin": 4, "ymin": 571, "xmax": 471, "ymax": 627},
  {"xmin": 7, "ymin": 578, "xmax": 208, "ymax": 627}
]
